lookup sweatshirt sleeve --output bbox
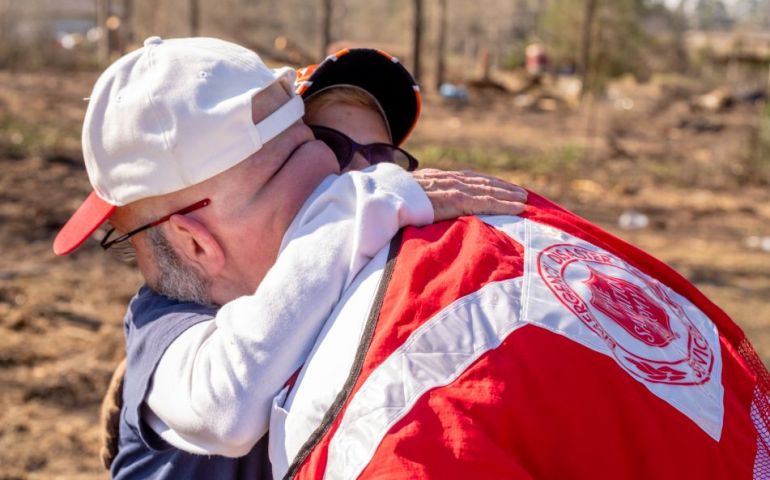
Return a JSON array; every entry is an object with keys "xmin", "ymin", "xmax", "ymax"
[{"xmin": 144, "ymin": 163, "xmax": 433, "ymax": 457}]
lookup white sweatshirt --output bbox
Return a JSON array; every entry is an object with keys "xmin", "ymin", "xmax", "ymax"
[{"xmin": 143, "ymin": 163, "xmax": 433, "ymax": 457}]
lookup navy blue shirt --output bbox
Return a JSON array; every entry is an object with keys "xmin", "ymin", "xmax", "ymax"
[{"xmin": 111, "ymin": 286, "xmax": 272, "ymax": 480}]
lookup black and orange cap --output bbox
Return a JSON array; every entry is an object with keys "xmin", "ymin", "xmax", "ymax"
[{"xmin": 296, "ymin": 48, "xmax": 421, "ymax": 146}]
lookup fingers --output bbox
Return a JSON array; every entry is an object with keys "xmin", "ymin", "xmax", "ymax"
[
  {"xmin": 412, "ymin": 169, "xmax": 528, "ymax": 203},
  {"xmin": 425, "ymin": 190, "xmax": 527, "ymax": 221},
  {"xmin": 463, "ymin": 195, "xmax": 527, "ymax": 216},
  {"xmin": 412, "ymin": 169, "xmax": 529, "ymax": 221},
  {"xmin": 421, "ymin": 177, "xmax": 527, "ymax": 203}
]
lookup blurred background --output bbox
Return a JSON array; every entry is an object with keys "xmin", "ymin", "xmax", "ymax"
[{"xmin": 1, "ymin": 0, "xmax": 769, "ymax": 477}]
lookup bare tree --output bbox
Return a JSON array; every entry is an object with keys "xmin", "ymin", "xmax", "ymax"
[
  {"xmin": 96, "ymin": 0, "xmax": 112, "ymax": 64},
  {"xmin": 412, "ymin": 0, "xmax": 424, "ymax": 83},
  {"xmin": 766, "ymin": 59, "xmax": 770, "ymax": 97},
  {"xmin": 190, "ymin": 0, "xmax": 200, "ymax": 36},
  {"xmin": 318, "ymin": 0, "xmax": 333, "ymax": 58},
  {"xmin": 435, "ymin": 0, "xmax": 448, "ymax": 90},
  {"xmin": 121, "ymin": 0, "xmax": 134, "ymax": 52},
  {"xmin": 0, "ymin": 0, "xmax": 13, "ymax": 40},
  {"xmin": 579, "ymin": 0, "xmax": 597, "ymax": 93}
]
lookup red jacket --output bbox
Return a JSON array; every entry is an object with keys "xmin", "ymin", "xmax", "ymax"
[{"xmin": 285, "ymin": 193, "xmax": 768, "ymax": 479}]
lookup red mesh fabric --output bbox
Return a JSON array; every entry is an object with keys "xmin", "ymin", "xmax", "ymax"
[{"xmin": 740, "ymin": 338, "xmax": 770, "ymax": 478}]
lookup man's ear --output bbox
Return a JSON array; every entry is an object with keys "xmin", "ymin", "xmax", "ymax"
[{"xmin": 164, "ymin": 214, "xmax": 225, "ymax": 278}]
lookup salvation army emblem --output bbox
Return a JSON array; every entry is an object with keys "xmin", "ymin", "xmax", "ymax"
[
  {"xmin": 585, "ymin": 266, "xmax": 677, "ymax": 348},
  {"xmin": 537, "ymin": 244, "xmax": 714, "ymax": 385}
]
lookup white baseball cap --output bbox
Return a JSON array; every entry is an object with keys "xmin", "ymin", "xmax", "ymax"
[{"xmin": 53, "ymin": 36, "xmax": 304, "ymax": 255}]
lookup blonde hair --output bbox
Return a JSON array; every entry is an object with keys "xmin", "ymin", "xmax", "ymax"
[{"xmin": 304, "ymin": 86, "xmax": 391, "ymax": 141}]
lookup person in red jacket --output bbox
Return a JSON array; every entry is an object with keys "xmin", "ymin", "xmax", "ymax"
[{"xmin": 273, "ymin": 194, "xmax": 770, "ymax": 479}]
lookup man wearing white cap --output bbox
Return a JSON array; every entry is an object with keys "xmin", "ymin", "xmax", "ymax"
[{"xmin": 54, "ymin": 37, "xmax": 527, "ymax": 479}]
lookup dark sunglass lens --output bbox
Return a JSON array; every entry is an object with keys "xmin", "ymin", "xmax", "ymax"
[
  {"xmin": 390, "ymin": 150, "xmax": 416, "ymax": 171},
  {"xmin": 365, "ymin": 145, "xmax": 418, "ymax": 171},
  {"xmin": 312, "ymin": 127, "xmax": 352, "ymax": 170},
  {"xmin": 365, "ymin": 144, "xmax": 396, "ymax": 165}
]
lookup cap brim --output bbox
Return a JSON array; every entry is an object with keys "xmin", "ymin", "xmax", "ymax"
[
  {"xmin": 297, "ymin": 49, "xmax": 420, "ymax": 146},
  {"xmin": 53, "ymin": 191, "xmax": 116, "ymax": 256}
]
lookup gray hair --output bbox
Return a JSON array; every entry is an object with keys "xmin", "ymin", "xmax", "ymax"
[{"xmin": 145, "ymin": 227, "xmax": 212, "ymax": 305}]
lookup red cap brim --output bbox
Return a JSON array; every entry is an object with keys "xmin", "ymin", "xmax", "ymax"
[{"xmin": 53, "ymin": 191, "xmax": 116, "ymax": 256}]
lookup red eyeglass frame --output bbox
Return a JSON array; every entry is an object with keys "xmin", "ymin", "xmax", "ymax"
[{"xmin": 100, "ymin": 198, "xmax": 211, "ymax": 250}]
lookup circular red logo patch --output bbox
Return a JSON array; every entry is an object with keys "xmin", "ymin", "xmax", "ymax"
[{"xmin": 538, "ymin": 243, "xmax": 713, "ymax": 385}]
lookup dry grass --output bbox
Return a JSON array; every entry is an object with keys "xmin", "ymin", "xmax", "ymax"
[{"xmin": 0, "ymin": 70, "xmax": 768, "ymax": 478}]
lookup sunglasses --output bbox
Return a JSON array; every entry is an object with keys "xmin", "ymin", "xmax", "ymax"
[{"xmin": 309, "ymin": 125, "xmax": 419, "ymax": 172}]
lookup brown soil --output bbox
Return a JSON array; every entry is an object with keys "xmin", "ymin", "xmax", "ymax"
[{"xmin": 1, "ymin": 70, "xmax": 768, "ymax": 479}]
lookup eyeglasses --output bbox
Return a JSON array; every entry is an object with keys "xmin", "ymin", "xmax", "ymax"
[
  {"xmin": 100, "ymin": 198, "xmax": 211, "ymax": 250},
  {"xmin": 309, "ymin": 125, "xmax": 419, "ymax": 172}
]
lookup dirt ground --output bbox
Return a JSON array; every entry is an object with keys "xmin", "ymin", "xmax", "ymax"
[{"xmin": 1, "ymin": 70, "xmax": 769, "ymax": 479}]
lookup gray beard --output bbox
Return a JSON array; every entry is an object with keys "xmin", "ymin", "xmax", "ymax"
[{"xmin": 145, "ymin": 227, "xmax": 212, "ymax": 306}]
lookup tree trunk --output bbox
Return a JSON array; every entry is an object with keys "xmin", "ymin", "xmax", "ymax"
[
  {"xmin": 766, "ymin": 60, "xmax": 770, "ymax": 98},
  {"xmin": 190, "ymin": 0, "xmax": 200, "ymax": 36},
  {"xmin": 435, "ymin": 0, "xmax": 448, "ymax": 90},
  {"xmin": 319, "ymin": 0, "xmax": 333, "ymax": 58},
  {"xmin": 121, "ymin": 0, "xmax": 134, "ymax": 53},
  {"xmin": 95, "ymin": 0, "xmax": 111, "ymax": 64},
  {"xmin": 412, "ymin": 0, "xmax": 424, "ymax": 83},
  {"xmin": 579, "ymin": 0, "xmax": 597, "ymax": 95}
]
